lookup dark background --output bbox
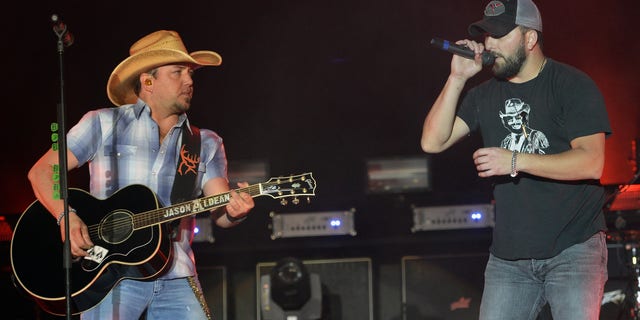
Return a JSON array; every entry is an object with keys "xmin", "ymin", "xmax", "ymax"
[
  {"xmin": 2, "ymin": 0, "xmax": 639, "ymax": 214},
  {"xmin": 2, "ymin": 1, "xmax": 639, "ymax": 319}
]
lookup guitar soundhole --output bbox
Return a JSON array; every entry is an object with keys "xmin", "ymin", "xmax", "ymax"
[{"xmin": 100, "ymin": 211, "xmax": 134, "ymax": 244}]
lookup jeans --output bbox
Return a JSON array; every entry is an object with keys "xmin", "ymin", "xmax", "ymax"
[
  {"xmin": 479, "ymin": 231, "xmax": 608, "ymax": 320},
  {"xmin": 81, "ymin": 277, "xmax": 211, "ymax": 320}
]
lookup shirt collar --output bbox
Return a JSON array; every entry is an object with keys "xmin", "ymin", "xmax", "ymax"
[{"xmin": 132, "ymin": 98, "xmax": 191, "ymax": 132}]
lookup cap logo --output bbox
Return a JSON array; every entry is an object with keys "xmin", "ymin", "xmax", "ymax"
[{"xmin": 484, "ymin": 1, "xmax": 506, "ymax": 17}]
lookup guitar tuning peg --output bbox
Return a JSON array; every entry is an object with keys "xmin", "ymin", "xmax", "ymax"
[
  {"xmin": 280, "ymin": 199, "xmax": 288, "ymax": 206},
  {"xmin": 292, "ymin": 197, "xmax": 300, "ymax": 205}
]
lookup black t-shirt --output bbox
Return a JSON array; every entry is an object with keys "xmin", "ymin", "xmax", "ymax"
[{"xmin": 457, "ymin": 59, "xmax": 612, "ymax": 260}]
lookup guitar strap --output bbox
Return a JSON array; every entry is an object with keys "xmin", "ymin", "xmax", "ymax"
[{"xmin": 169, "ymin": 123, "xmax": 201, "ymax": 240}]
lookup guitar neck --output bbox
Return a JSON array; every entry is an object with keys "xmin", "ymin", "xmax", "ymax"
[
  {"xmin": 132, "ymin": 184, "xmax": 263, "ymax": 229},
  {"xmin": 130, "ymin": 172, "xmax": 316, "ymax": 230}
]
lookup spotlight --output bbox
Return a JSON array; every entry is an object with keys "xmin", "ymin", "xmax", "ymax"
[{"xmin": 261, "ymin": 257, "xmax": 322, "ymax": 320}]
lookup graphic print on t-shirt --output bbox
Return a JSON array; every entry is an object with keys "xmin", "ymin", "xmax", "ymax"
[{"xmin": 498, "ymin": 98, "xmax": 549, "ymax": 154}]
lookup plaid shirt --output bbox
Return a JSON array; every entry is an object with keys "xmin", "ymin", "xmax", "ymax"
[{"xmin": 67, "ymin": 99, "xmax": 227, "ymax": 277}]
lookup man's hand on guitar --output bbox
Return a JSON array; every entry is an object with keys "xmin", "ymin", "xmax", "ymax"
[
  {"xmin": 59, "ymin": 210, "xmax": 94, "ymax": 257},
  {"xmin": 225, "ymin": 182, "xmax": 255, "ymax": 223}
]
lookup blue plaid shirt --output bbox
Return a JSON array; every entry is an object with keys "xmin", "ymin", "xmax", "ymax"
[{"xmin": 67, "ymin": 99, "xmax": 227, "ymax": 277}]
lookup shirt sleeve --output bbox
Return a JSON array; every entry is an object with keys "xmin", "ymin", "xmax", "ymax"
[
  {"xmin": 558, "ymin": 69, "xmax": 612, "ymax": 140},
  {"xmin": 200, "ymin": 128, "xmax": 228, "ymax": 185},
  {"xmin": 457, "ymin": 86, "xmax": 480, "ymax": 132},
  {"xmin": 66, "ymin": 110, "xmax": 104, "ymax": 166}
]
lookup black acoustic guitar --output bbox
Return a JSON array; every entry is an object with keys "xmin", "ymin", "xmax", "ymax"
[{"xmin": 10, "ymin": 172, "xmax": 316, "ymax": 316}]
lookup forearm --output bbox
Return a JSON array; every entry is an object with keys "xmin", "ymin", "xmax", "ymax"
[
  {"xmin": 28, "ymin": 149, "xmax": 79, "ymax": 221},
  {"xmin": 517, "ymin": 151, "xmax": 603, "ymax": 181},
  {"xmin": 214, "ymin": 207, "xmax": 246, "ymax": 228},
  {"xmin": 28, "ymin": 152, "xmax": 65, "ymax": 220},
  {"xmin": 204, "ymin": 178, "xmax": 252, "ymax": 228},
  {"xmin": 421, "ymin": 75, "xmax": 468, "ymax": 153},
  {"xmin": 516, "ymin": 135, "xmax": 605, "ymax": 180}
]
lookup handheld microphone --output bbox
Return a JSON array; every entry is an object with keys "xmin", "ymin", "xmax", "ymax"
[
  {"xmin": 51, "ymin": 14, "xmax": 74, "ymax": 47},
  {"xmin": 430, "ymin": 38, "xmax": 495, "ymax": 66}
]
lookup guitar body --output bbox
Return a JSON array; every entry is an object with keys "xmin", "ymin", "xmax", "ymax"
[
  {"xmin": 10, "ymin": 172, "xmax": 317, "ymax": 316},
  {"xmin": 10, "ymin": 184, "xmax": 173, "ymax": 316}
]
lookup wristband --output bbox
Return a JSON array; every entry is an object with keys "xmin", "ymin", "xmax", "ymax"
[
  {"xmin": 57, "ymin": 207, "xmax": 77, "ymax": 225},
  {"xmin": 510, "ymin": 151, "xmax": 519, "ymax": 178},
  {"xmin": 225, "ymin": 211, "xmax": 247, "ymax": 223}
]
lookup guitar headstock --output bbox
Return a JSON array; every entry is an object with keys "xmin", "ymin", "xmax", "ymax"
[{"xmin": 260, "ymin": 173, "xmax": 316, "ymax": 201}]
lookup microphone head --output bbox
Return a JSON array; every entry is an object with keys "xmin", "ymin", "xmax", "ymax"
[{"xmin": 481, "ymin": 52, "xmax": 496, "ymax": 66}]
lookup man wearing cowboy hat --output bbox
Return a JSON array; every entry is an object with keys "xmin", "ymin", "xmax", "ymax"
[
  {"xmin": 28, "ymin": 30, "xmax": 254, "ymax": 319},
  {"xmin": 498, "ymin": 98, "xmax": 549, "ymax": 154},
  {"xmin": 420, "ymin": 0, "xmax": 611, "ymax": 319}
]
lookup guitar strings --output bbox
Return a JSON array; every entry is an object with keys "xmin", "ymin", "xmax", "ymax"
[{"xmin": 84, "ymin": 184, "xmax": 269, "ymax": 239}]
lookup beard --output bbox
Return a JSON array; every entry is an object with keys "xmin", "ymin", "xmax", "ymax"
[
  {"xmin": 172, "ymin": 94, "xmax": 192, "ymax": 114},
  {"xmin": 492, "ymin": 41, "xmax": 526, "ymax": 80}
]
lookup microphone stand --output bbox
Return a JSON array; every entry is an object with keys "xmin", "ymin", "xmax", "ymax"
[{"xmin": 52, "ymin": 14, "xmax": 74, "ymax": 320}]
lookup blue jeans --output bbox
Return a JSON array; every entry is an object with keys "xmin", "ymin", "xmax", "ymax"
[
  {"xmin": 81, "ymin": 277, "xmax": 211, "ymax": 320},
  {"xmin": 479, "ymin": 231, "xmax": 608, "ymax": 320}
]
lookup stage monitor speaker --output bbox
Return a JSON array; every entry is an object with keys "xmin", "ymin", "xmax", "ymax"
[
  {"xmin": 198, "ymin": 266, "xmax": 227, "ymax": 320},
  {"xmin": 256, "ymin": 257, "xmax": 373, "ymax": 320},
  {"xmin": 402, "ymin": 253, "xmax": 488, "ymax": 320}
]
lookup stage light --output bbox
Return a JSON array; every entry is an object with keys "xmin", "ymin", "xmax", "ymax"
[
  {"xmin": 365, "ymin": 155, "xmax": 431, "ymax": 194},
  {"xmin": 192, "ymin": 216, "xmax": 215, "ymax": 243},
  {"xmin": 260, "ymin": 257, "xmax": 322, "ymax": 320},
  {"xmin": 470, "ymin": 212, "xmax": 483, "ymax": 221},
  {"xmin": 0, "ymin": 215, "xmax": 13, "ymax": 242}
]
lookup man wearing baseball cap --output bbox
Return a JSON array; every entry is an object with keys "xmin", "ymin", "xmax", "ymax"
[
  {"xmin": 421, "ymin": 1, "xmax": 611, "ymax": 319},
  {"xmin": 28, "ymin": 30, "xmax": 255, "ymax": 319}
]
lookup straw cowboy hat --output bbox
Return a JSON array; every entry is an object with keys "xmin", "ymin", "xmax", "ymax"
[{"xmin": 107, "ymin": 30, "xmax": 222, "ymax": 106}]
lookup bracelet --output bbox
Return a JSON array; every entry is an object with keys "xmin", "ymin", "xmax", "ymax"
[
  {"xmin": 510, "ymin": 151, "xmax": 519, "ymax": 177},
  {"xmin": 57, "ymin": 208, "xmax": 77, "ymax": 225},
  {"xmin": 225, "ymin": 211, "xmax": 247, "ymax": 223}
]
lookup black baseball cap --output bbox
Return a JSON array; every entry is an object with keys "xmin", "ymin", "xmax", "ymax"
[{"xmin": 468, "ymin": 0, "xmax": 543, "ymax": 38}]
